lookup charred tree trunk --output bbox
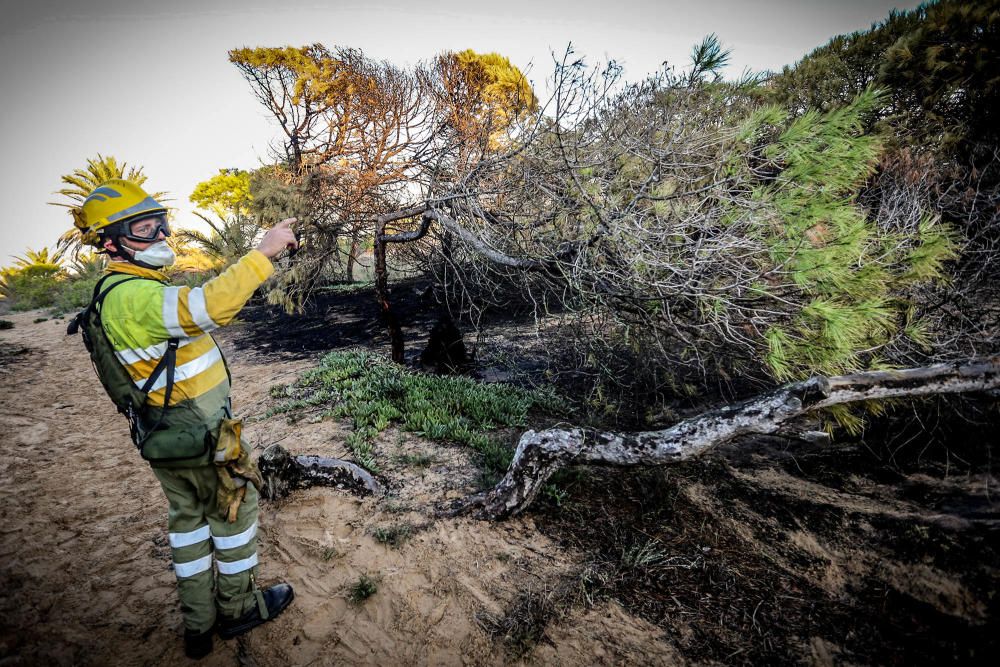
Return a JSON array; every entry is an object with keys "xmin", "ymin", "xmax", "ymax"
[
  {"xmin": 374, "ymin": 218, "xmax": 405, "ymax": 363},
  {"xmin": 420, "ymin": 314, "xmax": 471, "ymax": 373},
  {"xmin": 345, "ymin": 247, "xmax": 356, "ymax": 283},
  {"xmin": 370, "ymin": 201, "xmax": 574, "ymax": 367},
  {"xmin": 445, "ymin": 357, "xmax": 1000, "ymax": 520},
  {"xmin": 289, "ymin": 134, "xmax": 302, "ymax": 172},
  {"xmin": 374, "ymin": 206, "xmax": 438, "ymax": 364},
  {"xmin": 346, "ymin": 231, "xmax": 361, "ymax": 283}
]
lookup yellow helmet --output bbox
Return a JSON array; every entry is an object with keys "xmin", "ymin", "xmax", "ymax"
[{"xmin": 73, "ymin": 179, "xmax": 167, "ymax": 247}]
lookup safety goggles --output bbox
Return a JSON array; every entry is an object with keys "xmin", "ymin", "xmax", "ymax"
[{"xmin": 123, "ymin": 216, "xmax": 171, "ymax": 242}]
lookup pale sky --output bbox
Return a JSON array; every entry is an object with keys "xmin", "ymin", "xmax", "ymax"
[{"xmin": 0, "ymin": 0, "xmax": 922, "ymax": 262}]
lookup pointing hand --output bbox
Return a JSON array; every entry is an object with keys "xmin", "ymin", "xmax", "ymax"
[{"xmin": 257, "ymin": 218, "xmax": 299, "ymax": 259}]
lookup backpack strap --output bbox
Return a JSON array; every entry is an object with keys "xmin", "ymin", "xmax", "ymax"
[
  {"xmin": 139, "ymin": 338, "xmax": 178, "ymax": 395},
  {"xmin": 71, "ymin": 273, "xmax": 182, "ymax": 441},
  {"xmin": 136, "ymin": 338, "xmax": 179, "ymax": 443},
  {"xmin": 67, "ymin": 274, "xmax": 141, "ymax": 336},
  {"xmin": 92, "ymin": 273, "xmax": 141, "ymax": 307}
]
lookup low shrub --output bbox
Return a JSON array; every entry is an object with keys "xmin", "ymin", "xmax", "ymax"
[
  {"xmin": 50, "ymin": 275, "xmax": 101, "ymax": 314},
  {"xmin": 371, "ymin": 523, "xmax": 413, "ymax": 548},
  {"xmin": 1, "ymin": 266, "xmax": 62, "ymax": 311}
]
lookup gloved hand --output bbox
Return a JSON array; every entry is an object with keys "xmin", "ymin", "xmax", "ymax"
[{"xmin": 213, "ymin": 419, "xmax": 264, "ymax": 522}]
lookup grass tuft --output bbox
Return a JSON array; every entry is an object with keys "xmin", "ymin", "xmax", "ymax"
[
  {"xmin": 478, "ymin": 575, "xmax": 584, "ymax": 657},
  {"xmin": 394, "ymin": 452, "xmax": 436, "ymax": 468},
  {"xmin": 371, "ymin": 523, "xmax": 413, "ymax": 548},
  {"xmin": 347, "ymin": 574, "xmax": 379, "ymax": 605}
]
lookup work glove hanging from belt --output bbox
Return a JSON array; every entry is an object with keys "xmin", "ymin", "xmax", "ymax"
[{"xmin": 213, "ymin": 418, "xmax": 264, "ymax": 523}]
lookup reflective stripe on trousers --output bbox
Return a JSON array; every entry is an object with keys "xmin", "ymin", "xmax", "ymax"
[
  {"xmin": 169, "ymin": 521, "xmax": 259, "ymax": 578},
  {"xmin": 153, "ymin": 463, "xmax": 261, "ymax": 632}
]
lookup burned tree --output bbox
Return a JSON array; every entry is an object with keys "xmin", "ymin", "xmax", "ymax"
[
  {"xmin": 447, "ymin": 357, "xmax": 1000, "ymax": 518},
  {"xmin": 234, "ymin": 39, "xmax": 994, "ymax": 524},
  {"xmin": 231, "ymin": 45, "xmax": 437, "ymax": 311},
  {"xmin": 361, "ymin": 41, "xmax": 959, "ymax": 396},
  {"xmin": 230, "ymin": 44, "xmax": 536, "ymax": 332}
]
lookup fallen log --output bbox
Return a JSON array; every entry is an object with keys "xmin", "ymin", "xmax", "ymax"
[
  {"xmin": 445, "ymin": 357, "xmax": 1000, "ymax": 520},
  {"xmin": 258, "ymin": 444, "xmax": 383, "ymax": 500}
]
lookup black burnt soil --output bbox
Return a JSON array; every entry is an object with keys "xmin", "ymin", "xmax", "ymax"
[
  {"xmin": 233, "ymin": 286, "xmax": 999, "ymax": 666},
  {"xmin": 531, "ymin": 417, "xmax": 998, "ymax": 666}
]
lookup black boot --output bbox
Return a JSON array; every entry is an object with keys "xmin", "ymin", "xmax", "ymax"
[
  {"xmin": 184, "ymin": 627, "xmax": 213, "ymax": 660},
  {"xmin": 217, "ymin": 583, "xmax": 294, "ymax": 640}
]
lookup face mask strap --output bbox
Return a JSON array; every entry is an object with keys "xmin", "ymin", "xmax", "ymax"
[
  {"xmin": 97, "ymin": 232, "xmax": 130, "ymax": 260},
  {"xmin": 99, "ymin": 231, "xmax": 172, "ymax": 269}
]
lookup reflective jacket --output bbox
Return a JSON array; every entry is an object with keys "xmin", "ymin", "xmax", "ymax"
[{"xmin": 98, "ymin": 251, "xmax": 273, "ymax": 461}]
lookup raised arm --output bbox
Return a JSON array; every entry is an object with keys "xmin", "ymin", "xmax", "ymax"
[{"xmin": 160, "ymin": 219, "xmax": 299, "ymax": 336}]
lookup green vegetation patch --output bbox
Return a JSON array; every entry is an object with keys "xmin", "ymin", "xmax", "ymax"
[
  {"xmin": 347, "ymin": 573, "xmax": 379, "ymax": 605},
  {"xmin": 1, "ymin": 265, "xmax": 63, "ymax": 312},
  {"xmin": 1, "ymin": 250, "xmax": 106, "ymax": 315},
  {"xmin": 269, "ymin": 348, "xmax": 565, "ymax": 474},
  {"xmin": 371, "ymin": 522, "xmax": 413, "ymax": 548},
  {"xmin": 741, "ymin": 90, "xmax": 960, "ymax": 381}
]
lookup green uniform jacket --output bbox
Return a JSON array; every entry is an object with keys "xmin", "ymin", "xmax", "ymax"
[{"xmin": 99, "ymin": 251, "xmax": 274, "ymax": 466}]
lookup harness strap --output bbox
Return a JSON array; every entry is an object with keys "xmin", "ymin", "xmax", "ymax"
[
  {"xmin": 139, "ymin": 338, "xmax": 177, "ymax": 395},
  {"xmin": 87, "ymin": 273, "xmax": 182, "ymax": 441},
  {"xmin": 92, "ymin": 274, "xmax": 142, "ymax": 309},
  {"xmin": 137, "ymin": 338, "xmax": 178, "ymax": 443}
]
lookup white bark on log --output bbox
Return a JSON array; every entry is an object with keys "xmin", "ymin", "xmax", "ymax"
[{"xmin": 445, "ymin": 357, "xmax": 1000, "ymax": 520}]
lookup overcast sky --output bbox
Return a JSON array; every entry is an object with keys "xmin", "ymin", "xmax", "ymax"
[{"xmin": 0, "ymin": 0, "xmax": 922, "ymax": 261}]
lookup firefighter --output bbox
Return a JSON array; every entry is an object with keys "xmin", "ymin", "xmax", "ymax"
[{"xmin": 73, "ymin": 179, "xmax": 296, "ymax": 658}]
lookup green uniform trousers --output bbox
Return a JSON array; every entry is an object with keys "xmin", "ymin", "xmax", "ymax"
[{"xmin": 152, "ymin": 465, "xmax": 260, "ymax": 633}]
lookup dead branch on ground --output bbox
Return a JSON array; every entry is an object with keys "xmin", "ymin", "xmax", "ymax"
[{"xmin": 444, "ymin": 357, "xmax": 1000, "ymax": 520}]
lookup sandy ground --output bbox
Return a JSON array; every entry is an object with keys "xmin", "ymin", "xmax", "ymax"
[{"xmin": 0, "ymin": 310, "xmax": 674, "ymax": 666}]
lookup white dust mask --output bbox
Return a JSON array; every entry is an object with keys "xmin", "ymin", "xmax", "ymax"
[{"xmin": 132, "ymin": 241, "xmax": 176, "ymax": 268}]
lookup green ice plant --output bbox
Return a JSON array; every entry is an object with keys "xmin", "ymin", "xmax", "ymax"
[{"xmin": 270, "ymin": 349, "xmax": 565, "ymax": 472}]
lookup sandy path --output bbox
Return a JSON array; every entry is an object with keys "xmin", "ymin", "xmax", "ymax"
[{"xmin": 0, "ymin": 310, "xmax": 673, "ymax": 666}]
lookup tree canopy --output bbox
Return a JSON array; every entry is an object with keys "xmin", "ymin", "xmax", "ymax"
[
  {"xmin": 221, "ymin": 19, "xmax": 992, "ymax": 410},
  {"xmin": 189, "ymin": 168, "xmax": 253, "ymax": 218}
]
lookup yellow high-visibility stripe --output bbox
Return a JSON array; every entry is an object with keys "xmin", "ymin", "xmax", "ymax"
[
  {"xmin": 146, "ymin": 363, "xmax": 229, "ymax": 406},
  {"xmin": 162, "ymin": 252, "xmax": 273, "ymax": 338},
  {"xmin": 120, "ymin": 334, "xmax": 217, "ymax": 380}
]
